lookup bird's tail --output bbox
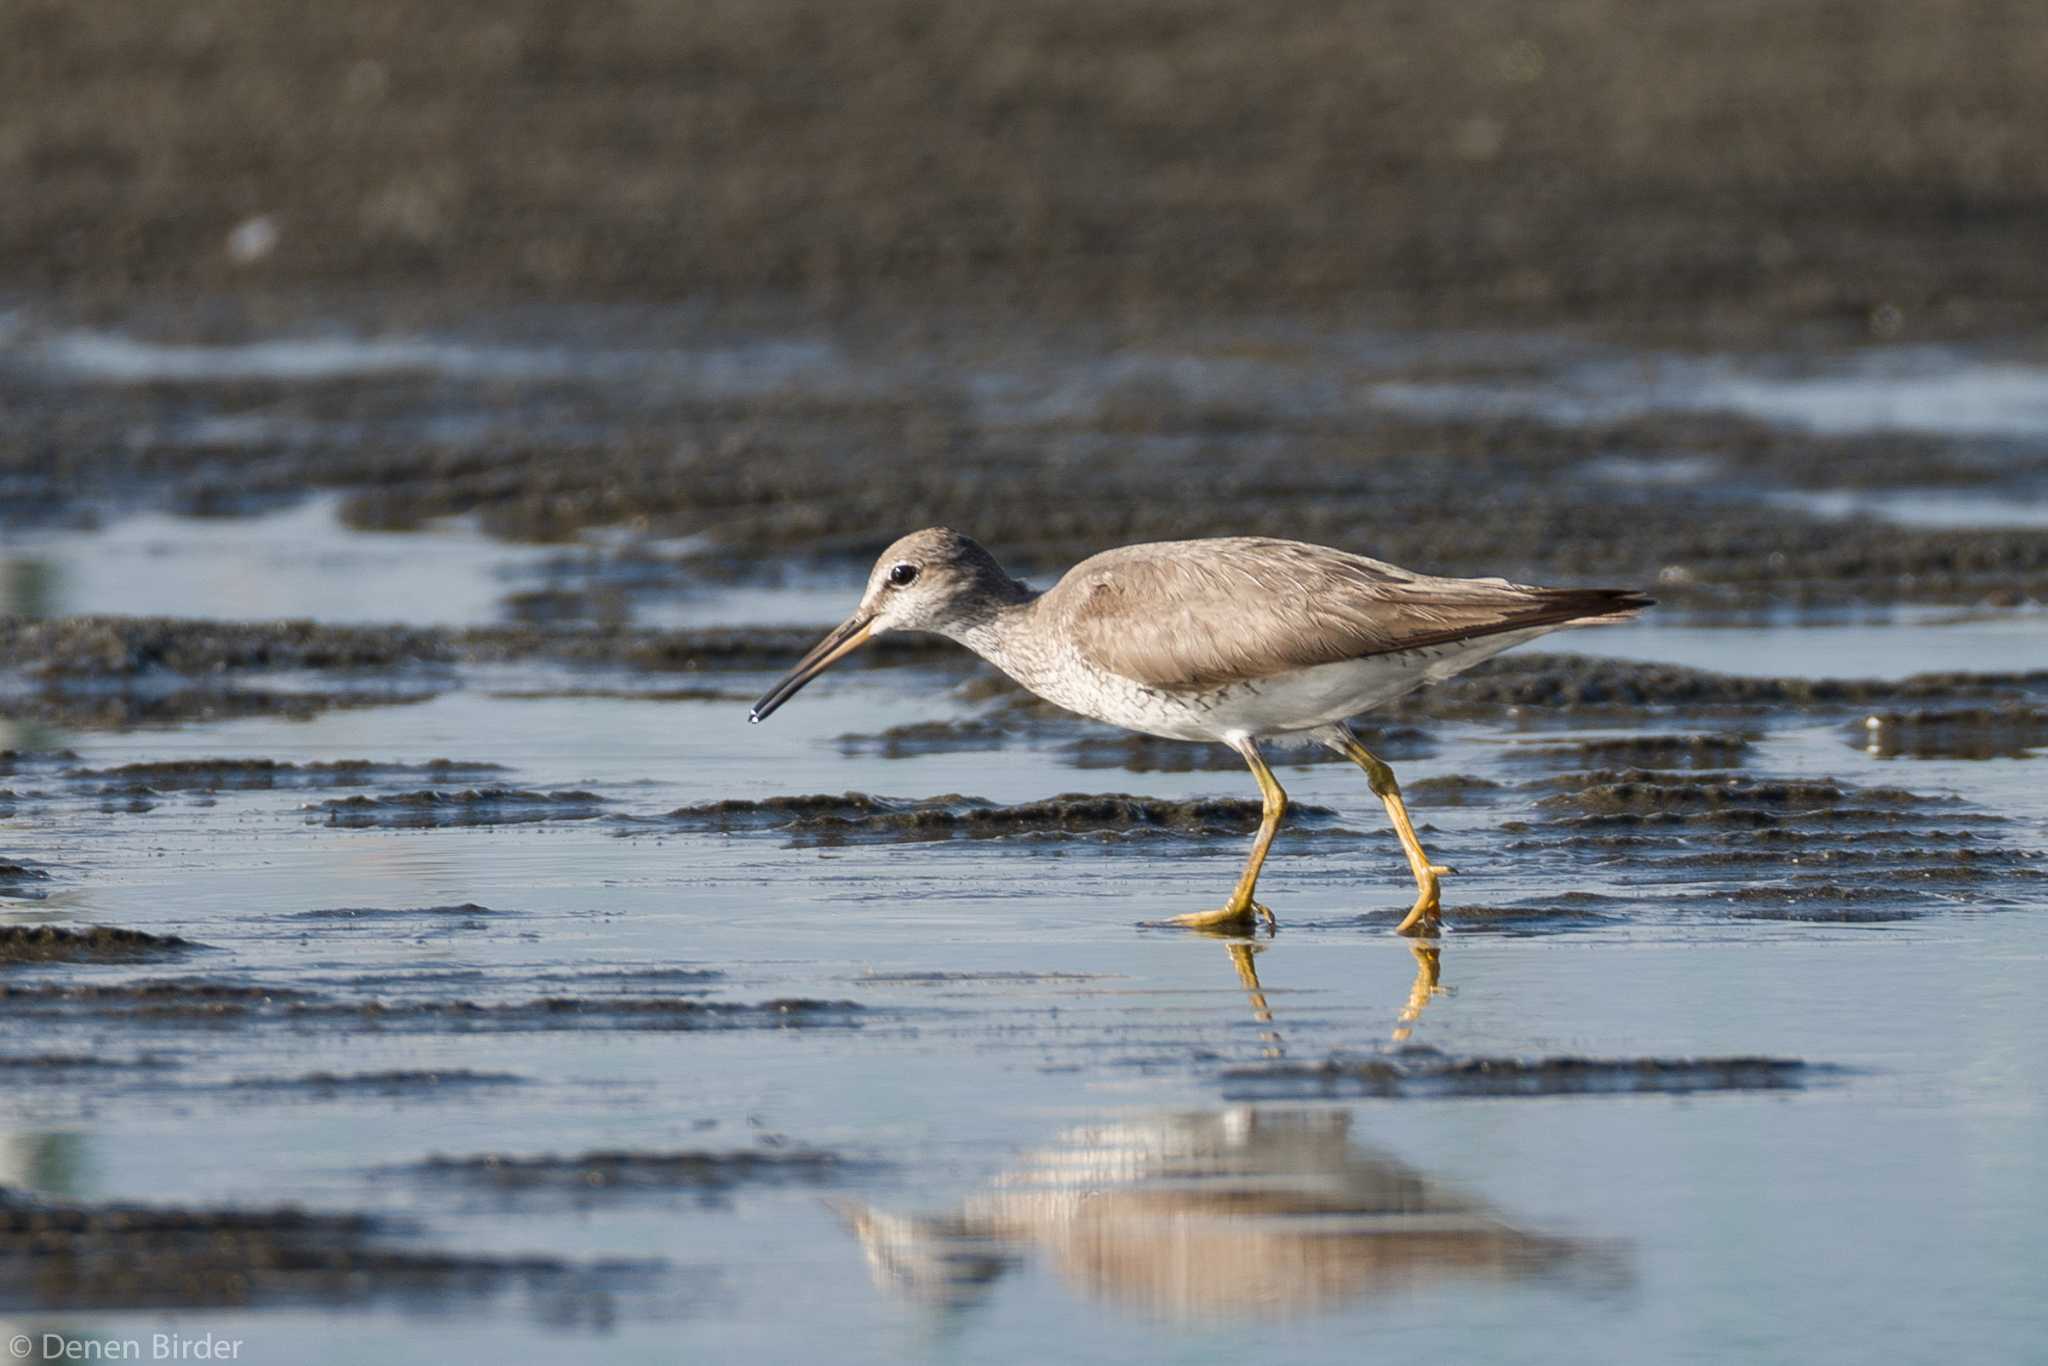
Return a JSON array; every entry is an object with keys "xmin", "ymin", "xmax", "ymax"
[{"xmin": 1554, "ymin": 588, "xmax": 1655, "ymax": 628}]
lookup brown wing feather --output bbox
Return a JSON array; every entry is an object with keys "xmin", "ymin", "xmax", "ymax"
[{"xmin": 1055, "ymin": 538, "xmax": 1650, "ymax": 690}]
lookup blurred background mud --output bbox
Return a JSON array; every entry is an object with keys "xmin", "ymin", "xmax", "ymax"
[{"xmin": 6, "ymin": 0, "xmax": 2047, "ymax": 339}]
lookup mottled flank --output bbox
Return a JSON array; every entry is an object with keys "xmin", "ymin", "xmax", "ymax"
[
  {"xmin": 0, "ymin": 925, "xmax": 197, "ymax": 966},
  {"xmin": 1221, "ymin": 1051, "xmax": 1816, "ymax": 1100}
]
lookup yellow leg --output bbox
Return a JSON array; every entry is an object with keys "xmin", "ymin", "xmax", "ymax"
[
  {"xmin": 1167, "ymin": 738, "xmax": 1285, "ymax": 930},
  {"xmin": 1330, "ymin": 730, "xmax": 1453, "ymax": 936}
]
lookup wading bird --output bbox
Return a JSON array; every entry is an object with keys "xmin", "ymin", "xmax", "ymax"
[{"xmin": 751, "ymin": 529, "xmax": 1649, "ymax": 933}]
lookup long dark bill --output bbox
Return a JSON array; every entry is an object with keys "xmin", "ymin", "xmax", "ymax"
[{"xmin": 749, "ymin": 614, "xmax": 875, "ymax": 722}]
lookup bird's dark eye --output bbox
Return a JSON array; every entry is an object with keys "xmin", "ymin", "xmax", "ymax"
[{"xmin": 887, "ymin": 562, "xmax": 919, "ymax": 588}]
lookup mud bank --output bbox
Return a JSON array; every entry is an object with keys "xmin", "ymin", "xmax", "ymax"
[
  {"xmin": 312, "ymin": 787, "xmax": 609, "ymax": 828},
  {"xmin": 9, "ymin": 0, "xmax": 2048, "ymax": 344},
  {"xmin": 640, "ymin": 791, "xmax": 1347, "ymax": 842},
  {"xmin": 0, "ymin": 925, "xmax": 198, "ymax": 966},
  {"xmin": 0, "ymin": 1188, "xmax": 664, "ymax": 1315}
]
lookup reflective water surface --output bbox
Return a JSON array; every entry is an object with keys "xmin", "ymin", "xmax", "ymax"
[{"xmin": 3, "ymin": 316, "xmax": 2046, "ymax": 1364}]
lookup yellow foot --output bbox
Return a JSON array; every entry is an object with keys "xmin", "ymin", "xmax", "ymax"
[{"xmin": 1157, "ymin": 901, "xmax": 1274, "ymax": 932}]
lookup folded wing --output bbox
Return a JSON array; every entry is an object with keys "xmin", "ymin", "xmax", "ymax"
[{"xmin": 1060, "ymin": 538, "xmax": 1650, "ymax": 690}]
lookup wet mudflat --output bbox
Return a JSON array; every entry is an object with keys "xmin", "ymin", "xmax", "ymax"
[{"xmin": 3, "ymin": 309, "xmax": 2047, "ymax": 1366}]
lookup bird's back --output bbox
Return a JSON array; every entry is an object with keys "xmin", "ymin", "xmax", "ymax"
[{"xmin": 1038, "ymin": 537, "xmax": 1648, "ymax": 692}]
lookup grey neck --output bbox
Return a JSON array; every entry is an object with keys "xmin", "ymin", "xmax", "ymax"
[{"xmin": 948, "ymin": 582, "xmax": 1042, "ymax": 671}]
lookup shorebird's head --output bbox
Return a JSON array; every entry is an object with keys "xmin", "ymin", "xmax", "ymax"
[{"xmin": 750, "ymin": 528, "xmax": 1025, "ymax": 722}]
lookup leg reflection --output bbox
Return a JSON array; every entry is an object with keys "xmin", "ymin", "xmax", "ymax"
[
  {"xmin": 1391, "ymin": 942, "xmax": 1445, "ymax": 1044},
  {"xmin": 1225, "ymin": 941, "xmax": 1283, "ymax": 1057}
]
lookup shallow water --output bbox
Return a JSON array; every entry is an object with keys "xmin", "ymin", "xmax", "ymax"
[
  {"xmin": 3, "ymin": 317, "xmax": 2047, "ymax": 1364},
  {"xmin": 1372, "ymin": 344, "xmax": 2048, "ymax": 439}
]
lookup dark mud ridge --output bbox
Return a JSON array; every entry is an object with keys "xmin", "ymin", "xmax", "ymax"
[
  {"xmin": 297, "ymin": 995, "xmax": 869, "ymax": 1036},
  {"xmin": 66, "ymin": 756, "xmax": 508, "ymax": 793},
  {"xmin": 839, "ymin": 709, "xmax": 1436, "ymax": 772},
  {"xmin": 0, "ymin": 616, "xmax": 950, "ymax": 728},
  {"xmin": 0, "ymin": 859, "xmax": 53, "ymax": 897},
  {"xmin": 1066, "ymin": 728, "xmax": 1434, "ymax": 773},
  {"xmin": 0, "ymin": 980, "xmax": 312, "ymax": 1023},
  {"xmin": 312, "ymin": 787, "xmax": 608, "ymax": 828},
  {"xmin": 635, "ymin": 791, "xmax": 1347, "ymax": 842},
  {"xmin": 1399, "ymin": 656, "xmax": 2048, "ymax": 717},
  {"xmin": 1402, "ymin": 774, "xmax": 1509, "ymax": 807},
  {"xmin": 1538, "ymin": 771, "xmax": 1925, "ymax": 819},
  {"xmin": 0, "ymin": 679, "xmax": 446, "ymax": 730},
  {"xmin": 227, "ymin": 1069, "xmax": 526, "ymax": 1094},
  {"xmin": 0, "ymin": 1188, "xmax": 664, "ymax": 1315},
  {"xmin": 1385, "ymin": 892, "xmax": 1624, "ymax": 935},
  {"xmin": 1854, "ymin": 705, "xmax": 2048, "ymax": 759},
  {"xmin": 0, "ymin": 1053, "xmax": 173, "ymax": 1074},
  {"xmin": 413, "ymin": 1148, "xmax": 855, "ymax": 1196},
  {"xmin": 1, "ymin": 978, "xmax": 864, "ymax": 1034},
  {"xmin": 288, "ymin": 901, "xmax": 508, "ymax": 923},
  {"xmin": 1509, "ymin": 733, "xmax": 1755, "ymax": 769},
  {"xmin": 278, "ymin": 904, "xmax": 531, "ymax": 944},
  {"xmin": 1220, "ymin": 1050, "xmax": 1817, "ymax": 1101},
  {"xmin": 0, "ymin": 925, "xmax": 198, "ymax": 966},
  {"xmin": 1509, "ymin": 765, "xmax": 2040, "ymax": 917},
  {"xmin": 0, "ymin": 616, "xmax": 947, "ymax": 678}
]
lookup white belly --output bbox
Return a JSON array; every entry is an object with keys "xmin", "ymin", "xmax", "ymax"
[{"xmin": 1023, "ymin": 627, "xmax": 1558, "ymax": 742}]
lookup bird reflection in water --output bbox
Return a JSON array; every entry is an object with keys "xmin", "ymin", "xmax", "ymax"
[
  {"xmin": 841, "ymin": 945, "xmax": 1620, "ymax": 1320},
  {"xmin": 838, "ymin": 1107, "xmax": 1617, "ymax": 1319}
]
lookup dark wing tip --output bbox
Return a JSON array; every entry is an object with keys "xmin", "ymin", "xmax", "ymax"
[{"xmin": 1569, "ymin": 587, "xmax": 1655, "ymax": 615}]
